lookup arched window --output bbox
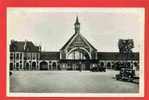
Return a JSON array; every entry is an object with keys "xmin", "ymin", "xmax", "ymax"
[
  {"xmin": 101, "ymin": 62, "xmax": 104, "ymax": 67},
  {"xmin": 32, "ymin": 62, "xmax": 36, "ymax": 70},
  {"xmin": 25, "ymin": 62, "xmax": 30, "ymax": 70},
  {"xmin": 107, "ymin": 62, "xmax": 111, "ymax": 69},
  {"xmin": 52, "ymin": 62, "xmax": 57, "ymax": 70},
  {"xmin": 67, "ymin": 48, "xmax": 90, "ymax": 60}
]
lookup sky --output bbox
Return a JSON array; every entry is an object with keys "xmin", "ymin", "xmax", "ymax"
[{"xmin": 7, "ymin": 8, "xmax": 144, "ymax": 52}]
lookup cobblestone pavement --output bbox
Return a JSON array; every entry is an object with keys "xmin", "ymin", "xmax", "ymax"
[{"xmin": 10, "ymin": 70, "xmax": 139, "ymax": 93}]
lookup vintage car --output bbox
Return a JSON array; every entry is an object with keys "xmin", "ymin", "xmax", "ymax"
[
  {"xmin": 115, "ymin": 67, "xmax": 136, "ymax": 82},
  {"xmin": 90, "ymin": 64, "xmax": 106, "ymax": 72}
]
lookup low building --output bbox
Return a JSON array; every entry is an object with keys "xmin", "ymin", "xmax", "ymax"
[{"xmin": 9, "ymin": 40, "xmax": 41, "ymax": 70}]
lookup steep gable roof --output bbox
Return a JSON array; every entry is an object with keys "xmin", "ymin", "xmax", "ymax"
[
  {"xmin": 79, "ymin": 33, "xmax": 97, "ymax": 50},
  {"xmin": 60, "ymin": 33, "xmax": 96, "ymax": 51},
  {"xmin": 60, "ymin": 33, "xmax": 76, "ymax": 50},
  {"xmin": 10, "ymin": 41, "xmax": 25, "ymax": 52},
  {"xmin": 10, "ymin": 40, "xmax": 40, "ymax": 52}
]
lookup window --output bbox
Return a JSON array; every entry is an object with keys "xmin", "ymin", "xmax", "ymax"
[
  {"xmin": 36, "ymin": 54, "xmax": 38, "ymax": 60},
  {"xmin": 10, "ymin": 63, "xmax": 13, "ymax": 70},
  {"xmin": 32, "ymin": 53, "xmax": 36, "ymax": 60},
  {"xmin": 16, "ymin": 63, "xmax": 19, "ymax": 70},
  {"xmin": 20, "ymin": 64, "xmax": 22, "ymax": 69},
  {"xmin": 20, "ymin": 53, "xmax": 22, "ymax": 59},
  {"xmin": 10, "ymin": 53, "xmax": 13, "ymax": 60},
  {"xmin": 16, "ymin": 53, "xmax": 19, "ymax": 59},
  {"xmin": 27, "ymin": 53, "xmax": 31, "ymax": 60}
]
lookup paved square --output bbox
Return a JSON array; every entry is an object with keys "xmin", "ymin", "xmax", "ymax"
[{"xmin": 10, "ymin": 70, "xmax": 139, "ymax": 93}]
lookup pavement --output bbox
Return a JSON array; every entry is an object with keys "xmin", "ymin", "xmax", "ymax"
[{"xmin": 10, "ymin": 70, "xmax": 139, "ymax": 93}]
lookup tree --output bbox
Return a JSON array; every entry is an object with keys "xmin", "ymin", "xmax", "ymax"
[{"xmin": 118, "ymin": 39, "xmax": 134, "ymax": 53}]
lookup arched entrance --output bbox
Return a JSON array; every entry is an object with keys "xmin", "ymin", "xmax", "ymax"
[
  {"xmin": 107, "ymin": 62, "xmax": 111, "ymax": 69},
  {"xmin": 32, "ymin": 62, "xmax": 36, "ymax": 70},
  {"xmin": 101, "ymin": 62, "xmax": 104, "ymax": 67},
  {"xmin": 24, "ymin": 62, "xmax": 30, "ymax": 70},
  {"xmin": 40, "ymin": 61, "xmax": 48, "ymax": 70},
  {"xmin": 66, "ymin": 48, "xmax": 90, "ymax": 70},
  {"xmin": 52, "ymin": 62, "xmax": 57, "ymax": 70},
  {"xmin": 67, "ymin": 48, "xmax": 90, "ymax": 60}
]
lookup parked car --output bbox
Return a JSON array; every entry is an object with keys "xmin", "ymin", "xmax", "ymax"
[
  {"xmin": 90, "ymin": 64, "xmax": 106, "ymax": 72},
  {"xmin": 99, "ymin": 66, "xmax": 106, "ymax": 72},
  {"xmin": 115, "ymin": 67, "xmax": 136, "ymax": 82}
]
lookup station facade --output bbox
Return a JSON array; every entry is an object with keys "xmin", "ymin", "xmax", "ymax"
[{"xmin": 9, "ymin": 17, "xmax": 139, "ymax": 71}]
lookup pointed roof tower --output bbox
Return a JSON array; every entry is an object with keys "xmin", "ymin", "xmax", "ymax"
[
  {"xmin": 75, "ymin": 16, "xmax": 80, "ymax": 24},
  {"xmin": 74, "ymin": 16, "xmax": 80, "ymax": 34},
  {"xmin": 61, "ymin": 16, "xmax": 96, "ymax": 51}
]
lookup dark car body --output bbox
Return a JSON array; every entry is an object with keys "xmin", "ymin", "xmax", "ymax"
[
  {"xmin": 90, "ymin": 65, "xmax": 106, "ymax": 72},
  {"xmin": 115, "ymin": 67, "xmax": 136, "ymax": 82}
]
